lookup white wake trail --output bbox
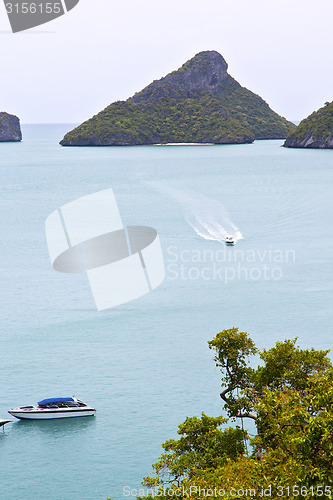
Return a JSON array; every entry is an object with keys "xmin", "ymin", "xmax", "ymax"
[{"xmin": 147, "ymin": 183, "xmax": 243, "ymax": 243}]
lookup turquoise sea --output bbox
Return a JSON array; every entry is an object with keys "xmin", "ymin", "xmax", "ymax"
[{"xmin": 0, "ymin": 125, "xmax": 332, "ymax": 500}]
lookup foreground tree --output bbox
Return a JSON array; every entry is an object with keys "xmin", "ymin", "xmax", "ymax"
[
  {"xmin": 208, "ymin": 328, "xmax": 331, "ymax": 423},
  {"xmin": 118, "ymin": 329, "xmax": 333, "ymax": 500},
  {"xmin": 142, "ymin": 413, "xmax": 246, "ymax": 487}
]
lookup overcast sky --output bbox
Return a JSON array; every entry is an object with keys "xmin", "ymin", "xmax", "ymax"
[{"xmin": 1, "ymin": 0, "xmax": 332, "ymax": 124}]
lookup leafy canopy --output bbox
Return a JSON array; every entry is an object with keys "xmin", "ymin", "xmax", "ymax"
[
  {"xmin": 208, "ymin": 328, "xmax": 331, "ymax": 424},
  {"xmin": 134, "ymin": 328, "xmax": 333, "ymax": 499},
  {"xmin": 143, "ymin": 413, "xmax": 246, "ymax": 488}
]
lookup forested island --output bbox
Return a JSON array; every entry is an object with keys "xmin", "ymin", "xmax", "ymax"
[
  {"xmin": 0, "ymin": 112, "xmax": 22, "ymax": 142},
  {"xmin": 284, "ymin": 101, "xmax": 333, "ymax": 148},
  {"xmin": 107, "ymin": 328, "xmax": 333, "ymax": 500},
  {"xmin": 60, "ymin": 51, "xmax": 295, "ymax": 146}
]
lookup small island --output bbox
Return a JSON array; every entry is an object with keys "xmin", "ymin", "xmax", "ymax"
[
  {"xmin": 60, "ymin": 51, "xmax": 295, "ymax": 147},
  {"xmin": 284, "ymin": 101, "xmax": 333, "ymax": 148},
  {"xmin": 0, "ymin": 112, "xmax": 22, "ymax": 142}
]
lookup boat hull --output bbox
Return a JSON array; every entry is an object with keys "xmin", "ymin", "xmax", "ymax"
[{"xmin": 8, "ymin": 409, "xmax": 96, "ymax": 420}]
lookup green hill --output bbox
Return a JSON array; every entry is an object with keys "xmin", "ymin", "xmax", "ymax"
[
  {"xmin": 60, "ymin": 51, "xmax": 295, "ymax": 147},
  {"xmin": 284, "ymin": 101, "xmax": 333, "ymax": 148}
]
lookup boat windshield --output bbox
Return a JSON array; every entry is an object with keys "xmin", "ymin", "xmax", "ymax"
[{"xmin": 37, "ymin": 400, "xmax": 87, "ymax": 409}]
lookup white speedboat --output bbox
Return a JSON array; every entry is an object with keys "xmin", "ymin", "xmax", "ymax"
[
  {"xmin": 8, "ymin": 397, "xmax": 96, "ymax": 420},
  {"xmin": 225, "ymin": 235, "xmax": 235, "ymax": 246}
]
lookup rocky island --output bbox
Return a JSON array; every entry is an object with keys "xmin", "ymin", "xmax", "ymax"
[
  {"xmin": 0, "ymin": 112, "xmax": 22, "ymax": 142},
  {"xmin": 284, "ymin": 101, "xmax": 333, "ymax": 148},
  {"xmin": 60, "ymin": 50, "xmax": 295, "ymax": 147}
]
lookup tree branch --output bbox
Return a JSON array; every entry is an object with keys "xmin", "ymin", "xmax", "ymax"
[
  {"xmin": 220, "ymin": 387, "xmax": 234, "ymax": 404},
  {"xmin": 225, "ymin": 359, "xmax": 233, "ymax": 380},
  {"xmin": 220, "ymin": 388, "xmax": 258, "ymax": 420},
  {"xmin": 236, "ymin": 412, "xmax": 257, "ymax": 421}
]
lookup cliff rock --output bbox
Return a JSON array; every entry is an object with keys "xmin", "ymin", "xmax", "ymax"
[{"xmin": 0, "ymin": 112, "xmax": 22, "ymax": 142}]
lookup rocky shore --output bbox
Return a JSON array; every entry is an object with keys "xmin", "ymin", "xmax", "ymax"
[{"xmin": 0, "ymin": 112, "xmax": 22, "ymax": 142}]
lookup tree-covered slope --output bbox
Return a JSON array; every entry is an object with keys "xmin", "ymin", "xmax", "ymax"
[
  {"xmin": 60, "ymin": 51, "xmax": 295, "ymax": 147},
  {"xmin": 284, "ymin": 101, "xmax": 333, "ymax": 148}
]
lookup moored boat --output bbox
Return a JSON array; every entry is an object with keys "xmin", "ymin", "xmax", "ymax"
[{"xmin": 8, "ymin": 397, "xmax": 96, "ymax": 420}]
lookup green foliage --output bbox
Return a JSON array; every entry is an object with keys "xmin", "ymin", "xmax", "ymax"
[
  {"xmin": 208, "ymin": 329, "xmax": 331, "ymax": 425},
  {"xmin": 61, "ymin": 96, "xmax": 255, "ymax": 146},
  {"xmin": 255, "ymin": 368, "xmax": 333, "ymax": 487},
  {"xmin": 285, "ymin": 101, "xmax": 333, "ymax": 147},
  {"xmin": 208, "ymin": 328, "xmax": 258, "ymax": 419},
  {"xmin": 255, "ymin": 338, "xmax": 331, "ymax": 393},
  {"xmin": 172, "ymin": 452, "xmax": 308, "ymax": 499},
  {"xmin": 142, "ymin": 413, "xmax": 246, "ymax": 487},
  {"xmin": 131, "ymin": 329, "xmax": 333, "ymax": 500}
]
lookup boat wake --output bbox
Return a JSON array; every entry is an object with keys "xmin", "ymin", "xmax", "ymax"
[{"xmin": 148, "ymin": 183, "xmax": 243, "ymax": 243}]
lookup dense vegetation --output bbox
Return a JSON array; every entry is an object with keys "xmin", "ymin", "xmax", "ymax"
[
  {"xmin": 284, "ymin": 101, "xmax": 333, "ymax": 148},
  {"xmin": 108, "ymin": 328, "xmax": 333, "ymax": 499},
  {"xmin": 61, "ymin": 51, "xmax": 295, "ymax": 146},
  {"xmin": 61, "ymin": 95, "xmax": 254, "ymax": 146}
]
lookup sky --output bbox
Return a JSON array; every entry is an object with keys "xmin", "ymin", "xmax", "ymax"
[{"xmin": 1, "ymin": 0, "xmax": 332, "ymax": 124}]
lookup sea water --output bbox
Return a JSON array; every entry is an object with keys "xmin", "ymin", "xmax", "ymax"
[{"xmin": 0, "ymin": 125, "xmax": 332, "ymax": 500}]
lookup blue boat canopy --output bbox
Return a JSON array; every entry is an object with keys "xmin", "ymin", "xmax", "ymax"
[{"xmin": 38, "ymin": 397, "xmax": 74, "ymax": 405}]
